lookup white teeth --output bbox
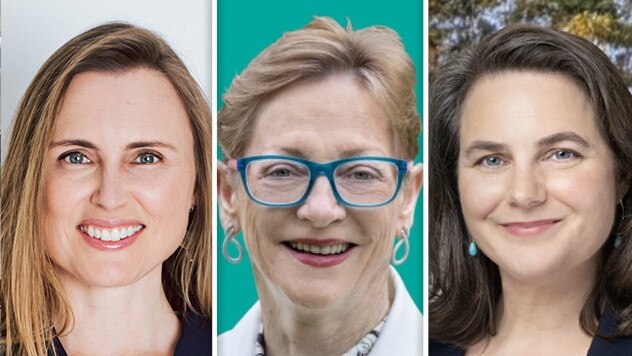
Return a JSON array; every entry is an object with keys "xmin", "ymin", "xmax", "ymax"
[
  {"xmin": 101, "ymin": 230, "xmax": 112, "ymax": 241},
  {"xmin": 289, "ymin": 242, "xmax": 350, "ymax": 255},
  {"xmin": 81, "ymin": 224, "xmax": 144, "ymax": 242}
]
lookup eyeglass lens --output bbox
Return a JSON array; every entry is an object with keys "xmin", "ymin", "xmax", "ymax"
[{"xmin": 244, "ymin": 158, "xmax": 399, "ymax": 205}]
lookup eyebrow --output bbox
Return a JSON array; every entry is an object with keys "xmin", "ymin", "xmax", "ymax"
[
  {"xmin": 49, "ymin": 139, "xmax": 177, "ymax": 152},
  {"xmin": 338, "ymin": 147, "xmax": 383, "ymax": 158},
  {"xmin": 536, "ymin": 131, "xmax": 590, "ymax": 149},
  {"xmin": 125, "ymin": 141, "xmax": 178, "ymax": 152},
  {"xmin": 275, "ymin": 146, "xmax": 383, "ymax": 160},
  {"xmin": 49, "ymin": 139, "xmax": 98, "ymax": 150},
  {"xmin": 463, "ymin": 141, "xmax": 508, "ymax": 158},
  {"xmin": 277, "ymin": 147, "xmax": 308, "ymax": 159}
]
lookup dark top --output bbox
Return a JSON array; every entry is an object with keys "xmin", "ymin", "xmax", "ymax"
[
  {"xmin": 48, "ymin": 312, "xmax": 211, "ymax": 356},
  {"xmin": 430, "ymin": 306, "xmax": 632, "ymax": 355}
]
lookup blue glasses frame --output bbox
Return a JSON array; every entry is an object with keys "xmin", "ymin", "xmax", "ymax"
[{"xmin": 227, "ymin": 155, "xmax": 409, "ymax": 208}]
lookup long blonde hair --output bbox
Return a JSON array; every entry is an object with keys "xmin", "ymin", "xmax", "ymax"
[{"xmin": 1, "ymin": 22, "xmax": 212, "ymax": 355}]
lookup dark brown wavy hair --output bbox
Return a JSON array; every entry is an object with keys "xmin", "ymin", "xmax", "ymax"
[{"xmin": 429, "ymin": 24, "xmax": 632, "ymax": 347}]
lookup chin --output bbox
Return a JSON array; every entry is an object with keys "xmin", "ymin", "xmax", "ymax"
[
  {"xmin": 500, "ymin": 257, "xmax": 567, "ymax": 284},
  {"xmin": 58, "ymin": 261, "xmax": 151, "ymax": 288},
  {"xmin": 83, "ymin": 268, "xmax": 143, "ymax": 288}
]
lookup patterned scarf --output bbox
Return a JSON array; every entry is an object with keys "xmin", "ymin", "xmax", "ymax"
[{"xmin": 254, "ymin": 319, "xmax": 387, "ymax": 356}]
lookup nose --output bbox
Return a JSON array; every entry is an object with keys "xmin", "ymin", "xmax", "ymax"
[
  {"xmin": 507, "ymin": 164, "xmax": 547, "ymax": 209},
  {"xmin": 90, "ymin": 167, "xmax": 128, "ymax": 211},
  {"xmin": 296, "ymin": 176, "xmax": 346, "ymax": 227}
]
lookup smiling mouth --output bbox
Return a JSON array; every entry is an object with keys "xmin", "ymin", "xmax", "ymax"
[
  {"xmin": 78, "ymin": 224, "xmax": 145, "ymax": 242},
  {"xmin": 284, "ymin": 241, "xmax": 353, "ymax": 255},
  {"xmin": 283, "ymin": 240, "xmax": 356, "ymax": 267},
  {"xmin": 501, "ymin": 219, "xmax": 561, "ymax": 237}
]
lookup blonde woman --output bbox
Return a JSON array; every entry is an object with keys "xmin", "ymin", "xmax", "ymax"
[{"xmin": 1, "ymin": 23, "xmax": 212, "ymax": 355}]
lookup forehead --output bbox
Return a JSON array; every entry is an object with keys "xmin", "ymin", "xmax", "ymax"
[
  {"xmin": 459, "ymin": 71, "xmax": 600, "ymax": 146},
  {"xmin": 53, "ymin": 69, "xmax": 193, "ymax": 146},
  {"xmin": 245, "ymin": 74, "xmax": 395, "ymax": 159}
]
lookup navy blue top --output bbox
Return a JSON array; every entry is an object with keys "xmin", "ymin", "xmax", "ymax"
[
  {"xmin": 430, "ymin": 306, "xmax": 632, "ymax": 355},
  {"xmin": 48, "ymin": 312, "xmax": 211, "ymax": 356}
]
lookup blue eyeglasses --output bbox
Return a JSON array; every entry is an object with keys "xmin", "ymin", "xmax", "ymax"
[{"xmin": 227, "ymin": 155, "xmax": 409, "ymax": 208}]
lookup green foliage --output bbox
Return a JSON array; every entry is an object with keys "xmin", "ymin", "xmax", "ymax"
[{"xmin": 430, "ymin": 0, "xmax": 632, "ymax": 87}]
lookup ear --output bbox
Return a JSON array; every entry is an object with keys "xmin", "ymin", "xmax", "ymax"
[
  {"xmin": 218, "ymin": 160, "xmax": 240, "ymax": 231},
  {"xmin": 398, "ymin": 162, "xmax": 423, "ymax": 229}
]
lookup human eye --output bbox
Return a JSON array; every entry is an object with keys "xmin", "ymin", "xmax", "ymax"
[
  {"xmin": 476, "ymin": 155, "xmax": 505, "ymax": 168},
  {"xmin": 59, "ymin": 151, "xmax": 92, "ymax": 165},
  {"xmin": 548, "ymin": 149, "xmax": 580, "ymax": 161},
  {"xmin": 133, "ymin": 152, "xmax": 162, "ymax": 164},
  {"xmin": 338, "ymin": 163, "xmax": 384, "ymax": 181},
  {"xmin": 352, "ymin": 170, "xmax": 377, "ymax": 180},
  {"xmin": 263, "ymin": 162, "xmax": 306, "ymax": 178}
]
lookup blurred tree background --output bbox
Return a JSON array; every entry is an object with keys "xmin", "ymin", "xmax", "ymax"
[{"xmin": 429, "ymin": 0, "xmax": 632, "ymax": 88}]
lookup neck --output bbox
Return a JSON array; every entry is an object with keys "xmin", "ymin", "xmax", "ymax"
[
  {"xmin": 56, "ymin": 266, "xmax": 180, "ymax": 355},
  {"xmin": 500, "ymin": 269, "xmax": 594, "ymax": 332},
  {"xmin": 257, "ymin": 267, "xmax": 393, "ymax": 356},
  {"xmin": 470, "ymin": 253, "xmax": 600, "ymax": 355}
]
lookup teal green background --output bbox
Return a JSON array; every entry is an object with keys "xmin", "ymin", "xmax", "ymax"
[{"xmin": 218, "ymin": 0, "xmax": 423, "ymax": 333}]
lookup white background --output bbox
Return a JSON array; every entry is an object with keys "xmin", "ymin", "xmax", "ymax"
[{"xmin": 1, "ymin": 0, "xmax": 212, "ymax": 162}]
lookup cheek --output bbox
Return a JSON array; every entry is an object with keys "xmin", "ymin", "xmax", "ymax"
[
  {"xmin": 129, "ymin": 167, "xmax": 196, "ymax": 219},
  {"xmin": 238, "ymin": 198, "xmax": 281, "ymax": 269},
  {"xmin": 239, "ymin": 200, "xmax": 306, "ymax": 289},
  {"xmin": 129, "ymin": 170, "xmax": 196, "ymax": 256},
  {"xmin": 132, "ymin": 176, "xmax": 184, "ymax": 210},
  {"xmin": 548, "ymin": 167, "xmax": 618, "ymax": 235},
  {"xmin": 371, "ymin": 226, "xmax": 396, "ymax": 263},
  {"xmin": 238, "ymin": 184, "xmax": 288, "ymax": 232},
  {"xmin": 241, "ymin": 202, "xmax": 262, "ymax": 252},
  {"xmin": 458, "ymin": 171, "xmax": 506, "ymax": 220},
  {"xmin": 357, "ymin": 207, "xmax": 401, "ymax": 262},
  {"xmin": 548, "ymin": 167, "xmax": 617, "ymax": 207},
  {"xmin": 42, "ymin": 173, "xmax": 92, "ymax": 261},
  {"xmin": 43, "ymin": 173, "xmax": 92, "ymax": 226}
]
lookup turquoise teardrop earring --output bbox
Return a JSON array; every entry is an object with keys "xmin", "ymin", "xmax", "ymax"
[
  {"xmin": 468, "ymin": 241, "xmax": 478, "ymax": 257},
  {"xmin": 614, "ymin": 234, "xmax": 623, "ymax": 249}
]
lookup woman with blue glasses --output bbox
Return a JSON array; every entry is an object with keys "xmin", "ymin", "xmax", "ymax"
[{"xmin": 218, "ymin": 17, "xmax": 423, "ymax": 356}]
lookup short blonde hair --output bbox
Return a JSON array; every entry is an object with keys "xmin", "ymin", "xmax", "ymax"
[
  {"xmin": 218, "ymin": 16, "xmax": 420, "ymax": 160},
  {"xmin": 1, "ymin": 23, "xmax": 212, "ymax": 355}
]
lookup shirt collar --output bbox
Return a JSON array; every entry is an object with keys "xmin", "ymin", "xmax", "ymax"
[{"xmin": 254, "ymin": 318, "xmax": 387, "ymax": 356}]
